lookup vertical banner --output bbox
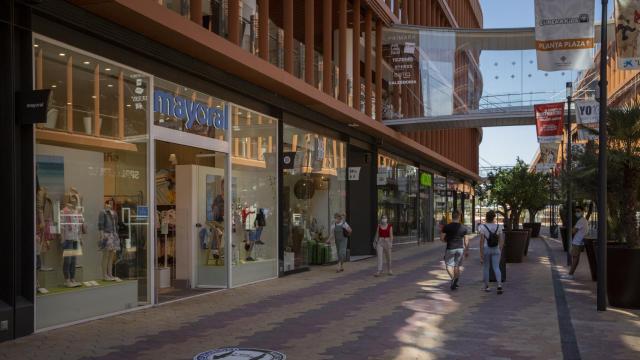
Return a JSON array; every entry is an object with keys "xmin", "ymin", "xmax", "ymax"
[
  {"xmin": 615, "ymin": 0, "xmax": 640, "ymax": 69},
  {"xmin": 535, "ymin": 103, "xmax": 565, "ymax": 143},
  {"xmin": 575, "ymin": 100, "xmax": 600, "ymax": 140},
  {"xmin": 535, "ymin": 0, "xmax": 595, "ymax": 71},
  {"xmin": 536, "ymin": 142, "xmax": 560, "ymax": 173}
]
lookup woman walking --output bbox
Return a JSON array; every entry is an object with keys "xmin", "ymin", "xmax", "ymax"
[
  {"xmin": 479, "ymin": 210, "xmax": 504, "ymax": 294},
  {"xmin": 374, "ymin": 215, "xmax": 394, "ymax": 276},
  {"xmin": 329, "ymin": 213, "xmax": 352, "ymax": 272}
]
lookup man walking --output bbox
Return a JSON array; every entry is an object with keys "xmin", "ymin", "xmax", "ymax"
[
  {"xmin": 564, "ymin": 205, "xmax": 589, "ymax": 280},
  {"xmin": 441, "ymin": 210, "xmax": 469, "ymax": 290}
]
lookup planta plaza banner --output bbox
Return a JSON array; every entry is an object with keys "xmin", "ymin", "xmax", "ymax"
[
  {"xmin": 535, "ymin": 102, "xmax": 565, "ymax": 143},
  {"xmin": 615, "ymin": 0, "xmax": 640, "ymax": 69},
  {"xmin": 535, "ymin": 0, "xmax": 595, "ymax": 71}
]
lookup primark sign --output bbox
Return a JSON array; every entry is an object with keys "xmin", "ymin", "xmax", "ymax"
[{"xmin": 154, "ymin": 89, "xmax": 228, "ymax": 130}]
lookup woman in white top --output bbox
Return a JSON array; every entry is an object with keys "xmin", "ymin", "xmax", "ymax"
[{"xmin": 478, "ymin": 210, "xmax": 504, "ymax": 294}]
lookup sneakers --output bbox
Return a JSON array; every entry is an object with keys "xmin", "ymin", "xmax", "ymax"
[
  {"xmin": 245, "ymin": 257, "xmax": 255, "ymax": 262},
  {"xmin": 497, "ymin": 286, "xmax": 504, "ymax": 295},
  {"xmin": 450, "ymin": 278, "xmax": 459, "ymax": 290},
  {"xmin": 483, "ymin": 286, "xmax": 492, "ymax": 292},
  {"xmin": 255, "ymin": 240, "xmax": 265, "ymax": 245}
]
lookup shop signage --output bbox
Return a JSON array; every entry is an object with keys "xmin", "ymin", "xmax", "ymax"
[
  {"xmin": 420, "ymin": 173, "xmax": 432, "ymax": 187},
  {"xmin": 534, "ymin": 0, "xmax": 595, "ymax": 71},
  {"xmin": 348, "ymin": 167, "xmax": 361, "ymax": 181},
  {"xmin": 18, "ymin": 89, "xmax": 51, "ymax": 125},
  {"xmin": 136, "ymin": 206, "xmax": 149, "ymax": 218},
  {"xmin": 154, "ymin": 89, "xmax": 228, "ymax": 130},
  {"xmin": 534, "ymin": 103, "xmax": 564, "ymax": 143},
  {"xmin": 282, "ymin": 152, "xmax": 296, "ymax": 169},
  {"xmin": 575, "ymin": 100, "xmax": 599, "ymax": 141},
  {"xmin": 615, "ymin": 0, "xmax": 640, "ymax": 69}
]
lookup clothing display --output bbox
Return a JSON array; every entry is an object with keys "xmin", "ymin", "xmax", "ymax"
[
  {"xmin": 155, "ymin": 168, "xmax": 176, "ymax": 206},
  {"xmin": 98, "ymin": 209, "xmax": 121, "ymax": 251}
]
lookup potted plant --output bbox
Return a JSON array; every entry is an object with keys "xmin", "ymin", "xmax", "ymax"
[
  {"xmin": 567, "ymin": 103, "xmax": 640, "ymax": 308},
  {"xmin": 522, "ymin": 171, "xmax": 550, "ymax": 250},
  {"xmin": 483, "ymin": 160, "xmax": 530, "ymax": 263}
]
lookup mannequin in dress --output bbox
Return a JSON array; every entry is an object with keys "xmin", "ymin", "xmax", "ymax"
[
  {"xmin": 36, "ymin": 185, "xmax": 54, "ymax": 271},
  {"xmin": 99, "ymin": 199, "xmax": 121, "ymax": 281},
  {"xmin": 61, "ymin": 201, "xmax": 85, "ymax": 287}
]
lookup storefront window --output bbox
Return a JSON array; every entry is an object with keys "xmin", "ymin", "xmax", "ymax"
[
  {"xmin": 282, "ymin": 123, "xmax": 347, "ymax": 272},
  {"xmin": 34, "ymin": 37, "xmax": 149, "ymax": 329},
  {"xmin": 153, "ymin": 77, "xmax": 227, "ymax": 141},
  {"xmin": 433, "ymin": 175, "xmax": 447, "ymax": 238},
  {"xmin": 377, "ymin": 153, "xmax": 419, "ymax": 244},
  {"xmin": 230, "ymin": 105, "xmax": 278, "ymax": 285}
]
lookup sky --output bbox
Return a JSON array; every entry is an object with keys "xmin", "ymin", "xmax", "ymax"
[{"xmin": 477, "ymin": 0, "xmax": 613, "ymax": 169}]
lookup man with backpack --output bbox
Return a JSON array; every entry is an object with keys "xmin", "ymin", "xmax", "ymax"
[
  {"xmin": 441, "ymin": 210, "xmax": 469, "ymax": 290},
  {"xmin": 478, "ymin": 210, "xmax": 504, "ymax": 294}
]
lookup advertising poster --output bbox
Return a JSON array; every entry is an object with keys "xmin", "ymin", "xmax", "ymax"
[
  {"xmin": 536, "ymin": 142, "xmax": 560, "ymax": 173},
  {"xmin": 535, "ymin": 102, "xmax": 565, "ymax": 143},
  {"xmin": 575, "ymin": 100, "xmax": 600, "ymax": 141},
  {"xmin": 535, "ymin": 0, "xmax": 595, "ymax": 71},
  {"xmin": 616, "ymin": 0, "xmax": 640, "ymax": 69}
]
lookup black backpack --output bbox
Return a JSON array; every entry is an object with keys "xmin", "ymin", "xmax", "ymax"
[{"xmin": 484, "ymin": 224, "xmax": 500, "ymax": 247}]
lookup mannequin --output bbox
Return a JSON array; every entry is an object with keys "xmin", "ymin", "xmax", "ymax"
[
  {"xmin": 244, "ymin": 204, "xmax": 257, "ymax": 261},
  {"xmin": 36, "ymin": 185, "xmax": 54, "ymax": 271},
  {"xmin": 254, "ymin": 207, "xmax": 266, "ymax": 245},
  {"xmin": 156, "ymin": 154, "xmax": 177, "ymax": 206},
  {"xmin": 61, "ymin": 201, "xmax": 85, "ymax": 288},
  {"xmin": 99, "ymin": 199, "xmax": 122, "ymax": 281}
]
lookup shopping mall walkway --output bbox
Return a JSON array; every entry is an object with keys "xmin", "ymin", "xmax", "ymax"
[{"xmin": 1, "ymin": 236, "xmax": 639, "ymax": 360}]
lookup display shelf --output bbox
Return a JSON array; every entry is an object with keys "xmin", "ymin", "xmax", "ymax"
[{"xmin": 36, "ymin": 128, "xmax": 138, "ymax": 152}]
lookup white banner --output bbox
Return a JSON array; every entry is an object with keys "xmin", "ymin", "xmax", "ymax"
[
  {"xmin": 575, "ymin": 100, "xmax": 600, "ymax": 141},
  {"xmin": 536, "ymin": 142, "xmax": 560, "ymax": 173},
  {"xmin": 535, "ymin": 0, "xmax": 595, "ymax": 71},
  {"xmin": 615, "ymin": 0, "xmax": 640, "ymax": 69}
]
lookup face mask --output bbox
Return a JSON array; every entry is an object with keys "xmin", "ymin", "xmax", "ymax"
[
  {"xmin": 381, "ymin": 218, "xmax": 388, "ymax": 225},
  {"xmin": 575, "ymin": 212, "xmax": 583, "ymax": 218}
]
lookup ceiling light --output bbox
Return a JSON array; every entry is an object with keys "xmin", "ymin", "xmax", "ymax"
[
  {"xmin": 33, "ymin": 44, "xmax": 39, "ymax": 48},
  {"xmin": 107, "ymin": 84, "xmax": 113, "ymax": 88},
  {"xmin": 51, "ymin": 85, "xmax": 57, "ymax": 88},
  {"xmin": 348, "ymin": 123, "xmax": 359, "ymax": 128},
  {"xmin": 58, "ymin": 53, "xmax": 66, "ymax": 56},
  {"xmin": 91, "ymin": 96, "xmax": 96, "ymax": 99},
  {"xmin": 83, "ymin": 61, "xmax": 90, "ymax": 65},
  {"xmin": 105, "ymin": 68, "xmax": 112, "ymax": 71},
  {"xmin": 126, "ymin": 104, "xmax": 132, "ymax": 107}
]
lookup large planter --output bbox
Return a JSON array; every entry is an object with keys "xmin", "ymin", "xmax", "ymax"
[
  {"xmin": 523, "ymin": 222, "xmax": 542, "ymax": 238},
  {"xmin": 584, "ymin": 237, "xmax": 598, "ymax": 281},
  {"xmin": 607, "ymin": 246, "xmax": 640, "ymax": 309},
  {"xmin": 560, "ymin": 227, "xmax": 570, "ymax": 252},
  {"xmin": 503, "ymin": 231, "xmax": 528, "ymax": 263}
]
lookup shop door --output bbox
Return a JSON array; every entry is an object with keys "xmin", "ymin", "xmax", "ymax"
[
  {"xmin": 154, "ymin": 139, "xmax": 228, "ymax": 303},
  {"xmin": 347, "ymin": 146, "xmax": 375, "ymax": 256}
]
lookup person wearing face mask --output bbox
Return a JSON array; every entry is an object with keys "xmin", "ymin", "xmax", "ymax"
[
  {"xmin": 374, "ymin": 215, "xmax": 394, "ymax": 277},
  {"xmin": 564, "ymin": 205, "xmax": 589, "ymax": 280},
  {"xmin": 328, "ymin": 213, "xmax": 351, "ymax": 272}
]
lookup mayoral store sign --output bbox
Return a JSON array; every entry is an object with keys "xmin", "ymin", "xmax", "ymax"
[{"xmin": 154, "ymin": 89, "xmax": 228, "ymax": 130}]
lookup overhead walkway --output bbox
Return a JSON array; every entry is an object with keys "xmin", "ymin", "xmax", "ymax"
[{"xmin": 381, "ymin": 23, "xmax": 612, "ymax": 130}]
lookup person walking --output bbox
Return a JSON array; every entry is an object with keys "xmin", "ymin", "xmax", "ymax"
[
  {"xmin": 478, "ymin": 210, "xmax": 504, "ymax": 294},
  {"xmin": 441, "ymin": 210, "xmax": 469, "ymax": 290},
  {"xmin": 374, "ymin": 214, "xmax": 394, "ymax": 277},
  {"xmin": 564, "ymin": 205, "xmax": 589, "ymax": 280},
  {"xmin": 329, "ymin": 213, "xmax": 351, "ymax": 273}
]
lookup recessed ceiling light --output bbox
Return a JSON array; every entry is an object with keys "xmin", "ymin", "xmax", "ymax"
[
  {"xmin": 216, "ymin": 105, "xmax": 221, "ymax": 108},
  {"xmin": 83, "ymin": 61, "xmax": 90, "ymax": 65},
  {"xmin": 126, "ymin": 104, "xmax": 132, "ymax": 107},
  {"xmin": 51, "ymin": 85, "xmax": 57, "ymax": 88},
  {"xmin": 107, "ymin": 84, "xmax": 113, "ymax": 88},
  {"xmin": 91, "ymin": 96, "xmax": 96, "ymax": 99},
  {"xmin": 67, "ymin": 102, "xmax": 72, "ymax": 105},
  {"xmin": 105, "ymin": 68, "xmax": 112, "ymax": 71},
  {"xmin": 33, "ymin": 44, "xmax": 39, "ymax": 48},
  {"xmin": 58, "ymin": 53, "xmax": 66, "ymax": 56},
  {"xmin": 237, "ymin": 112, "xmax": 243, "ymax": 115}
]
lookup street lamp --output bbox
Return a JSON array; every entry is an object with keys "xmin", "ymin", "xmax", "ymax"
[
  {"xmin": 597, "ymin": 0, "xmax": 608, "ymax": 312},
  {"xmin": 566, "ymin": 81, "xmax": 573, "ymax": 266}
]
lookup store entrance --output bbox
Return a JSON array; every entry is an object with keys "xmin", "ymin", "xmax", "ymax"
[{"xmin": 154, "ymin": 140, "xmax": 226, "ymax": 303}]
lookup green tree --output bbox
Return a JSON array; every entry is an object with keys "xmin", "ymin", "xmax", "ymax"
[
  {"xmin": 522, "ymin": 171, "xmax": 550, "ymax": 224},
  {"xmin": 483, "ymin": 159, "xmax": 530, "ymax": 231}
]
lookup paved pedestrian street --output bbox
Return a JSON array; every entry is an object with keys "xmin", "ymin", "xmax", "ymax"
[{"xmin": 1, "ymin": 237, "xmax": 638, "ymax": 360}]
